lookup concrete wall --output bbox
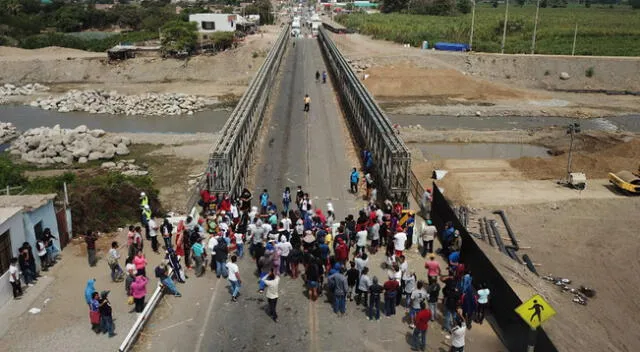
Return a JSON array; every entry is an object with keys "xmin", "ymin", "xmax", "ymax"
[
  {"xmin": 21, "ymin": 200, "xmax": 61, "ymax": 271},
  {"xmin": 0, "ymin": 210, "xmax": 27, "ymax": 309},
  {"xmin": 189, "ymin": 13, "xmax": 237, "ymax": 33}
]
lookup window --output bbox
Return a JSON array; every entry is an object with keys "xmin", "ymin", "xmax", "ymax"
[
  {"xmin": 34, "ymin": 221, "xmax": 43, "ymax": 241},
  {"xmin": 201, "ymin": 21, "xmax": 215, "ymax": 30},
  {"xmin": 0, "ymin": 230, "xmax": 11, "ymax": 273}
]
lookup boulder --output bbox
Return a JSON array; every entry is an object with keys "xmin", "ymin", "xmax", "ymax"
[
  {"xmin": 115, "ymin": 143, "xmax": 130, "ymax": 156},
  {"xmin": 101, "ymin": 161, "xmax": 116, "ymax": 168},
  {"xmin": 88, "ymin": 151, "xmax": 104, "ymax": 161},
  {"xmin": 78, "ymin": 157, "xmax": 88, "ymax": 164},
  {"xmin": 90, "ymin": 129, "xmax": 105, "ymax": 138},
  {"xmin": 559, "ymin": 72, "xmax": 570, "ymax": 80}
]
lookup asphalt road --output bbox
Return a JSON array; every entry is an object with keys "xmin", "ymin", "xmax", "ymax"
[{"xmin": 136, "ymin": 37, "xmax": 506, "ymax": 352}]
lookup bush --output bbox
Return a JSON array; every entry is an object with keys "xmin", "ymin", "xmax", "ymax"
[
  {"xmin": 19, "ymin": 31, "xmax": 159, "ymax": 52},
  {"xmin": 457, "ymin": 0, "xmax": 473, "ymax": 14},
  {"xmin": 585, "ymin": 67, "xmax": 595, "ymax": 77},
  {"xmin": 0, "ymin": 156, "xmax": 26, "ymax": 189}
]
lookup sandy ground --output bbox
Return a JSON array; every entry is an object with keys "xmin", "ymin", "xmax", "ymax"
[
  {"xmin": 330, "ymin": 33, "xmax": 640, "ymax": 118},
  {"xmin": 405, "ymin": 124, "xmax": 640, "ymax": 351},
  {"xmin": 464, "ymin": 198, "xmax": 640, "ymax": 352},
  {"xmin": 0, "ymin": 26, "xmax": 280, "ymax": 102},
  {"xmin": 0, "ymin": 229, "xmax": 168, "ymax": 352}
]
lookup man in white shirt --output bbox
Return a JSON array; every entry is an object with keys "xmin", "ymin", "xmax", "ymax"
[
  {"xmin": 450, "ymin": 318, "xmax": 466, "ymax": 351},
  {"xmin": 208, "ymin": 234, "xmax": 218, "ymax": 272},
  {"xmin": 226, "ymin": 255, "xmax": 241, "ymax": 302},
  {"xmin": 262, "ymin": 271, "xmax": 280, "ymax": 322},
  {"xmin": 276, "ymin": 237, "xmax": 292, "ymax": 275},
  {"xmin": 369, "ymin": 222, "xmax": 380, "ymax": 253},
  {"xmin": 354, "ymin": 253, "xmax": 368, "ymax": 274},
  {"xmin": 394, "ymin": 231, "xmax": 408, "ymax": 257},
  {"xmin": 9, "ymin": 257, "xmax": 23, "ymax": 299},
  {"xmin": 421, "ymin": 220, "xmax": 438, "ymax": 257},
  {"xmin": 355, "ymin": 229, "xmax": 368, "ymax": 256},
  {"xmin": 281, "ymin": 214, "xmax": 292, "ymax": 232},
  {"xmin": 148, "ymin": 218, "xmax": 159, "ymax": 253}
]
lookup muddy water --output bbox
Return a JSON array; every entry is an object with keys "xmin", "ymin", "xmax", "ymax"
[
  {"xmin": 0, "ymin": 105, "xmax": 231, "ymax": 134},
  {"xmin": 415, "ymin": 143, "xmax": 549, "ymax": 160},
  {"xmin": 391, "ymin": 114, "xmax": 640, "ymax": 132}
]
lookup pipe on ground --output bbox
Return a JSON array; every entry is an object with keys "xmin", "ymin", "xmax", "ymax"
[
  {"xmin": 493, "ymin": 210, "xmax": 519, "ymax": 251},
  {"xmin": 489, "ymin": 219, "xmax": 507, "ymax": 254},
  {"xmin": 478, "ymin": 219, "xmax": 486, "ymax": 241},
  {"xmin": 483, "ymin": 217, "xmax": 494, "ymax": 247},
  {"xmin": 522, "ymin": 254, "xmax": 539, "ymax": 276},
  {"xmin": 505, "ymin": 246, "xmax": 523, "ymax": 264}
]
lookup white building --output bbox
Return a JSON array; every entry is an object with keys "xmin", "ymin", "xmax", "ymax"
[
  {"xmin": 0, "ymin": 194, "xmax": 69, "ymax": 308},
  {"xmin": 189, "ymin": 13, "xmax": 239, "ymax": 33}
]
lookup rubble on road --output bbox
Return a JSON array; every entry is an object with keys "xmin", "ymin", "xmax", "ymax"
[
  {"xmin": 29, "ymin": 90, "xmax": 211, "ymax": 116},
  {"xmin": 7, "ymin": 124, "xmax": 131, "ymax": 165},
  {"xmin": 101, "ymin": 159, "xmax": 149, "ymax": 176}
]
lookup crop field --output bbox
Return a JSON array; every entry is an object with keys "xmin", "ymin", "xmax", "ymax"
[{"xmin": 336, "ymin": 6, "xmax": 640, "ymax": 56}]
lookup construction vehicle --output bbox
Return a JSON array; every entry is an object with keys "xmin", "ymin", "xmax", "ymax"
[{"xmin": 608, "ymin": 167, "xmax": 640, "ymax": 195}]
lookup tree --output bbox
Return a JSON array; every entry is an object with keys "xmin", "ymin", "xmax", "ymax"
[
  {"xmin": 244, "ymin": 0, "xmax": 274, "ymax": 25},
  {"xmin": 630, "ymin": 0, "xmax": 640, "ymax": 8},
  {"xmin": 381, "ymin": 0, "xmax": 409, "ymax": 13},
  {"xmin": 457, "ymin": 0, "xmax": 472, "ymax": 14},
  {"xmin": 517, "ymin": 0, "xmax": 526, "ymax": 6},
  {"xmin": 160, "ymin": 20, "xmax": 197, "ymax": 54},
  {"xmin": 492, "ymin": 0, "xmax": 498, "ymax": 7}
]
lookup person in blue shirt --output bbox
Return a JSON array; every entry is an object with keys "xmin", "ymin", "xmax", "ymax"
[
  {"xmin": 322, "ymin": 71, "xmax": 327, "ymax": 83},
  {"xmin": 350, "ymin": 168, "xmax": 359, "ymax": 194},
  {"xmin": 405, "ymin": 212, "xmax": 415, "ymax": 250},
  {"xmin": 260, "ymin": 189, "xmax": 269, "ymax": 214},
  {"xmin": 448, "ymin": 250, "xmax": 460, "ymax": 274},
  {"xmin": 441, "ymin": 221, "xmax": 455, "ymax": 255}
]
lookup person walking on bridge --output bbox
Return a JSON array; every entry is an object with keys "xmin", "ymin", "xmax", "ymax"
[
  {"xmin": 303, "ymin": 94, "xmax": 311, "ymax": 112},
  {"xmin": 350, "ymin": 168, "xmax": 359, "ymax": 194}
]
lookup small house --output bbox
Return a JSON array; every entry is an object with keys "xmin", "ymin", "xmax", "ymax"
[
  {"xmin": 189, "ymin": 13, "xmax": 239, "ymax": 33},
  {"xmin": 0, "ymin": 194, "xmax": 70, "ymax": 308}
]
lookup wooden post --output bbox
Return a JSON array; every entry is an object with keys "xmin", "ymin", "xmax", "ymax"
[
  {"xmin": 571, "ymin": 23, "xmax": 578, "ymax": 56},
  {"xmin": 501, "ymin": 0, "xmax": 509, "ymax": 54},
  {"xmin": 531, "ymin": 0, "xmax": 541, "ymax": 54}
]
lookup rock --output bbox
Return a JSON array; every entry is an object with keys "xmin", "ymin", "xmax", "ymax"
[
  {"xmin": 90, "ymin": 129, "xmax": 105, "ymax": 138},
  {"xmin": 559, "ymin": 72, "xmax": 570, "ymax": 80},
  {"xmin": 475, "ymin": 111, "xmax": 482, "ymax": 116},
  {"xmin": 115, "ymin": 143, "xmax": 130, "ymax": 156},
  {"xmin": 101, "ymin": 161, "xmax": 116, "ymax": 168},
  {"xmin": 78, "ymin": 157, "xmax": 88, "ymax": 164},
  {"xmin": 74, "ymin": 125, "xmax": 88, "ymax": 133},
  {"xmin": 122, "ymin": 170, "xmax": 149, "ymax": 176},
  {"xmin": 88, "ymin": 151, "xmax": 104, "ymax": 161}
]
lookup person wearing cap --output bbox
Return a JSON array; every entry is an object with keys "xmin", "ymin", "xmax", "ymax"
[
  {"xmin": 393, "ymin": 228, "xmax": 407, "ymax": 258},
  {"xmin": 406, "ymin": 212, "xmax": 416, "ymax": 250},
  {"xmin": 420, "ymin": 220, "xmax": 437, "ymax": 257},
  {"xmin": 420, "ymin": 188, "xmax": 432, "ymax": 219},
  {"xmin": 148, "ymin": 216, "xmax": 159, "ymax": 253},
  {"xmin": 141, "ymin": 205, "xmax": 152, "ymax": 240},
  {"xmin": 139, "ymin": 192, "xmax": 149, "ymax": 209},
  {"xmin": 99, "ymin": 290, "xmax": 116, "ymax": 337}
]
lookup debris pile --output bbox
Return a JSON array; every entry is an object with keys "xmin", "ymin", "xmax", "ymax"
[{"xmin": 542, "ymin": 274, "xmax": 596, "ymax": 306}]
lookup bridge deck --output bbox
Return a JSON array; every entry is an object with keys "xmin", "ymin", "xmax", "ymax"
[{"xmin": 137, "ymin": 38, "xmax": 506, "ymax": 352}]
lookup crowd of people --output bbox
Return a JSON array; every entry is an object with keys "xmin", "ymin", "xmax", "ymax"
[
  {"xmin": 7, "ymin": 228, "xmax": 61, "ymax": 300},
  {"xmin": 80, "ymin": 178, "xmax": 489, "ymax": 351}
]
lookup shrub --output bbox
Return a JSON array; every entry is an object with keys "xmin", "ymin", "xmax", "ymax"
[{"xmin": 585, "ymin": 67, "xmax": 595, "ymax": 77}]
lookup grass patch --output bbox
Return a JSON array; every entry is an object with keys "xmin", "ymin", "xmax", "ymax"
[{"xmin": 336, "ymin": 6, "xmax": 640, "ymax": 56}]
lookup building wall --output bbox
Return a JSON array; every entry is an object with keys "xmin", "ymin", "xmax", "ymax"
[
  {"xmin": 189, "ymin": 13, "xmax": 237, "ymax": 33},
  {"xmin": 0, "ymin": 211, "xmax": 27, "ymax": 309},
  {"xmin": 21, "ymin": 200, "xmax": 61, "ymax": 272}
]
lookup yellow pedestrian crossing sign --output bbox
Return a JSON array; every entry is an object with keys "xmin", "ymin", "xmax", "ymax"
[{"xmin": 514, "ymin": 294, "xmax": 556, "ymax": 329}]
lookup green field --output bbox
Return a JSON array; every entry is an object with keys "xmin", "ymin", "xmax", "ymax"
[{"xmin": 336, "ymin": 6, "xmax": 640, "ymax": 56}]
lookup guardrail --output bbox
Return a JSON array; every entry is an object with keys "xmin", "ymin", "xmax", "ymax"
[
  {"xmin": 118, "ymin": 268, "xmax": 172, "ymax": 352},
  {"xmin": 205, "ymin": 25, "xmax": 290, "ymax": 199},
  {"xmin": 317, "ymin": 27, "xmax": 411, "ymax": 205}
]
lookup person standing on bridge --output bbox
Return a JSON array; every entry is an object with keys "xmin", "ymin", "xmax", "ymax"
[
  {"xmin": 350, "ymin": 168, "xmax": 360, "ymax": 194},
  {"xmin": 260, "ymin": 189, "xmax": 270, "ymax": 215},
  {"xmin": 303, "ymin": 94, "xmax": 311, "ymax": 112},
  {"xmin": 282, "ymin": 187, "xmax": 292, "ymax": 214},
  {"xmin": 226, "ymin": 255, "xmax": 241, "ymax": 302}
]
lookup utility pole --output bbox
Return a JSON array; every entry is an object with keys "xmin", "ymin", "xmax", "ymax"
[
  {"xmin": 530, "ymin": 0, "xmax": 540, "ymax": 54},
  {"xmin": 469, "ymin": 0, "xmax": 476, "ymax": 51},
  {"xmin": 501, "ymin": 0, "xmax": 509, "ymax": 54},
  {"xmin": 571, "ymin": 23, "xmax": 578, "ymax": 56}
]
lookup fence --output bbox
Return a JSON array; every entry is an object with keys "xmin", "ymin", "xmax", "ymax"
[
  {"xmin": 317, "ymin": 26, "xmax": 411, "ymax": 205},
  {"xmin": 203, "ymin": 25, "xmax": 290, "ymax": 203},
  {"xmin": 430, "ymin": 184, "xmax": 557, "ymax": 352}
]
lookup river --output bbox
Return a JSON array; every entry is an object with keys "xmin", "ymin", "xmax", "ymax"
[{"xmin": 0, "ymin": 105, "xmax": 231, "ymax": 134}]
